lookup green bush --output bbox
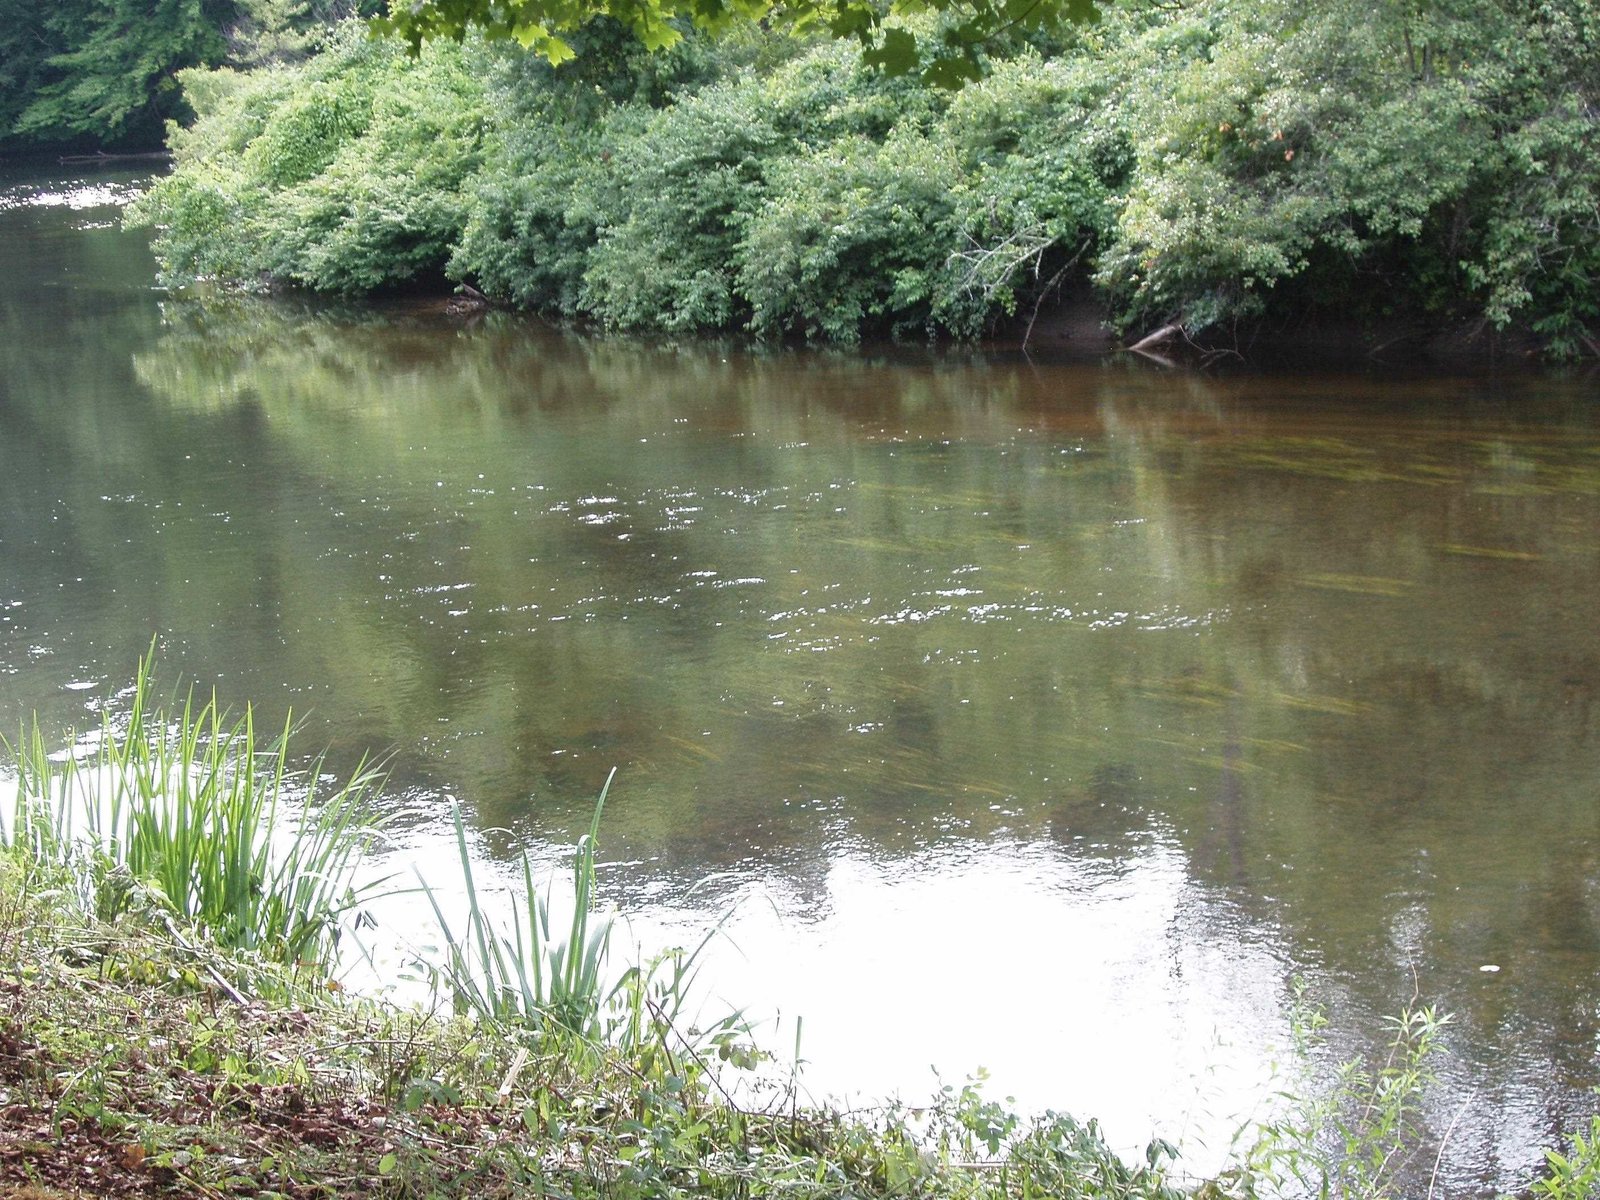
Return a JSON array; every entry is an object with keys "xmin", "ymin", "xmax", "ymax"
[
  {"xmin": 243, "ymin": 78, "xmax": 374, "ymax": 186},
  {"xmin": 933, "ymin": 52, "xmax": 1127, "ymax": 334},
  {"xmin": 737, "ymin": 130, "xmax": 961, "ymax": 340},
  {"xmin": 1094, "ymin": 0, "xmax": 1600, "ymax": 353},
  {"xmin": 133, "ymin": 0, "xmax": 1600, "ymax": 355},
  {"xmin": 580, "ymin": 83, "xmax": 783, "ymax": 331},
  {"xmin": 454, "ymin": 32, "xmax": 966, "ymax": 339},
  {"xmin": 568, "ymin": 37, "xmax": 953, "ymax": 336},
  {"xmin": 450, "ymin": 116, "xmax": 607, "ymax": 315},
  {"xmin": 131, "ymin": 24, "xmax": 487, "ymax": 294}
]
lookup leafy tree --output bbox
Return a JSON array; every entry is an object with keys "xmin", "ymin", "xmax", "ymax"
[
  {"xmin": 9, "ymin": 0, "xmax": 238, "ymax": 146},
  {"xmin": 374, "ymin": 0, "xmax": 1100, "ymax": 86},
  {"xmin": 0, "ymin": 0, "xmax": 380, "ymax": 150},
  {"xmin": 227, "ymin": 0, "xmax": 388, "ymax": 67},
  {"xmin": 0, "ymin": 1, "xmax": 73, "ymax": 147},
  {"xmin": 135, "ymin": 0, "xmax": 1600, "ymax": 356},
  {"xmin": 128, "ymin": 25, "xmax": 487, "ymax": 292},
  {"xmin": 1096, "ymin": 0, "xmax": 1600, "ymax": 354}
]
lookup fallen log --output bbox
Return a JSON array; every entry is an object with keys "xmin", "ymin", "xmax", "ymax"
[
  {"xmin": 57, "ymin": 149, "xmax": 172, "ymax": 165},
  {"xmin": 1127, "ymin": 322, "xmax": 1182, "ymax": 353}
]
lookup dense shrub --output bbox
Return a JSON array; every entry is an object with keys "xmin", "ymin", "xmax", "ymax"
[
  {"xmin": 737, "ymin": 131, "xmax": 960, "ymax": 340},
  {"xmin": 934, "ymin": 52, "xmax": 1128, "ymax": 333},
  {"xmin": 1095, "ymin": 0, "xmax": 1600, "ymax": 351},
  {"xmin": 581, "ymin": 84, "xmax": 783, "ymax": 331},
  {"xmin": 130, "ymin": 25, "xmax": 487, "ymax": 293},
  {"xmin": 452, "ymin": 31, "xmax": 969, "ymax": 338},
  {"xmin": 449, "ymin": 115, "xmax": 608, "ymax": 316},
  {"xmin": 133, "ymin": 0, "xmax": 1600, "ymax": 355}
]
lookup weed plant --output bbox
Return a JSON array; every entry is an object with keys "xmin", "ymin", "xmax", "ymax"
[
  {"xmin": 1532, "ymin": 1112, "xmax": 1600, "ymax": 1200},
  {"xmin": 1, "ymin": 650, "xmax": 389, "ymax": 969},
  {"xmin": 1212, "ymin": 979, "xmax": 1450, "ymax": 1200},
  {"xmin": 0, "ymin": 852, "xmax": 1182, "ymax": 1199},
  {"xmin": 418, "ymin": 769, "xmax": 754, "ymax": 1066},
  {"xmin": 420, "ymin": 773, "xmax": 618, "ymax": 1039}
]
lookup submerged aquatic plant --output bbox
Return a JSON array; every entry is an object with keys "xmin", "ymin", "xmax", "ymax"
[{"xmin": 1, "ymin": 650, "xmax": 390, "ymax": 968}]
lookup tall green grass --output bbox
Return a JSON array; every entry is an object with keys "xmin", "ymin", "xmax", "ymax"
[
  {"xmin": 1, "ymin": 651, "xmax": 389, "ymax": 967},
  {"xmin": 421, "ymin": 769, "xmax": 752, "ymax": 1059},
  {"xmin": 2, "ymin": 655, "xmax": 748, "ymax": 1058},
  {"xmin": 422, "ymin": 772, "xmax": 617, "ymax": 1038}
]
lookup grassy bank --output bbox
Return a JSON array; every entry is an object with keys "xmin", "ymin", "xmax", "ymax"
[
  {"xmin": 0, "ymin": 836, "xmax": 1185, "ymax": 1200},
  {"xmin": 3, "ymin": 668, "xmax": 1599, "ymax": 1198}
]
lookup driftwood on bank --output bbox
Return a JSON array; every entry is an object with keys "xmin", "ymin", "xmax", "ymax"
[{"xmin": 57, "ymin": 149, "xmax": 173, "ymax": 165}]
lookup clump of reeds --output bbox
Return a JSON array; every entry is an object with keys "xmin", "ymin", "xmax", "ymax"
[
  {"xmin": 420, "ymin": 769, "xmax": 752, "ymax": 1060},
  {"xmin": 0, "ymin": 652, "xmax": 745, "ymax": 1060},
  {"xmin": 1, "ymin": 650, "xmax": 388, "ymax": 969}
]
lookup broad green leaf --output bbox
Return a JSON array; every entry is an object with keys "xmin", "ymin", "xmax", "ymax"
[{"xmin": 863, "ymin": 27, "xmax": 919, "ymax": 75}]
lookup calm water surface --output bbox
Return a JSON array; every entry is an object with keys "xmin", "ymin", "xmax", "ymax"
[{"xmin": 3, "ymin": 165, "xmax": 1599, "ymax": 1193}]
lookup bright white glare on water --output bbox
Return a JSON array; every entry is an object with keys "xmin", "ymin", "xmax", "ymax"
[{"xmin": 351, "ymin": 830, "xmax": 1288, "ymax": 1172}]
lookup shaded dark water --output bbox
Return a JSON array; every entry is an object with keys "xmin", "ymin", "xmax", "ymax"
[{"xmin": 3, "ymin": 164, "xmax": 1599, "ymax": 1192}]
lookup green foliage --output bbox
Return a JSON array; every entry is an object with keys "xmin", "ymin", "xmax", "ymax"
[
  {"xmin": 422, "ymin": 782, "xmax": 623, "ymax": 1039},
  {"xmin": 243, "ymin": 77, "xmax": 375, "ymax": 185},
  {"xmin": 137, "ymin": 0, "xmax": 1600, "ymax": 354},
  {"xmin": 934, "ymin": 50, "xmax": 1125, "ymax": 332},
  {"xmin": 374, "ymin": 0, "xmax": 1100, "ymax": 90},
  {"xmin": 419, "ymin": 771, "xmax": 755, "ymax": 1069},
  {"xmin": 1225, "ymin": 981, "xmax": 1450, "ymax": 1200},
  {"xmin": 1530, "ymin": 1110, "xmax": 1600, "ymax": 1200},
  {"xmin": 227, "ymin": 0, "xmax": 388, "ymax": 68},
  {"xmin": 444, "ymin": 21, "xmax": 743, "ymax": 317},
  {"xmin": 452, "ymin": 33, "xmax": 990, "ymax": 339},
  {"xmin": 1095, "ymin": 0, "xmax": 1600, "ymax": 353},
  {"xmin": 449, "ymin": 115, "xmax": 606, "ymax": 314},
  {"xmin": 1, "ymin": 649, "xmax": 389, "ymax": 967},
  {"xmin": 1464, "ymin": 4, "xmax": 1600, "ymax": 359},
  {"xmin": 130, "ymin": 25, "xmax": 488, "ymax": 293},
  {"xmin": 580, "ymin": 82, "xmax": 783, "ymax": 331},
  {"xmin": 0, "ymin": 0, "xmax": 76, "ymax": 148},
  {"xmin": 1008, "ymin": 1115, "xmax": 1182, "ymax": 1199},
  {"xmin": 739, "ymin": 131, "xmax": 961, "ymax": 340},
  {"xmin": 6, "ymin": 0, "xmax": 237, "ymax": 147},
  {"xmin": 0, "ymin": 0, "xmax": 388, "ymax": 149}
]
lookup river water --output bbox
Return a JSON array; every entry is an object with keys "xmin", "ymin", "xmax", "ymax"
[{"xmin": 3, "ymin": 164, "xmax": 1598, "ymax": 1193}]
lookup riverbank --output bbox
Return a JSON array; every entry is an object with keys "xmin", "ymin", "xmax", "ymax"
[
  {"xmin": 1, "ymin": 837, "xmax": 1198, "ymax": 1199},
  {"xmin": 3, "ymin": 679, "xmax": 1599, "ymax": 1200},
  {"xmin": 124, "ymin": 3, "xmax": 1600, "ymax": 362},
  {"xmin": 0, "ymin": 674, "xmax": 1191, "ymax": 1199},
  {"xmin": 7, "ymin": 819, "xmax": 1600, "ymax": 1200}
]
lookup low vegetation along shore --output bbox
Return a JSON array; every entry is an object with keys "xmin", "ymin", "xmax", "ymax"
[
  {"xmin": 24, "ymin": 0, "xmax": 1578, "ymax": 359},
  {"xmin": 3, "ymin": 662, "xmax": 1599, "ymax": 1198}
]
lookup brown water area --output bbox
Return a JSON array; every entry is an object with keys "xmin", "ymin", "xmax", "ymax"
[{"xmin": 2, "ymin": 164, "xmax": 1598, "ymax": 1194}]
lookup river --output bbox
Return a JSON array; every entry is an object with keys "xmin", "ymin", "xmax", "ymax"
[{"xmin": 2, "ymin": 162, "xmax": 1598, "ymax": 1194}]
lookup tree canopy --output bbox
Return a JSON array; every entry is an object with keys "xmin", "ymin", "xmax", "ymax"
[
  {"xmin": 0, "ymin": 0, "xmax": 382, "ymax": 150},
  {"xmin": 0, "ymin": 0, "xmax": 234, "ymax": 147},
  {"xmin": 375, "ymin": 0, "xmax": 1099, "ymax": 86}
]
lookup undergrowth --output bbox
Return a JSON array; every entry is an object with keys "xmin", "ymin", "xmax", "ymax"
[{"xmin": 0, "ymin": 853, "xmax": 1190, "ymax": 1199}]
